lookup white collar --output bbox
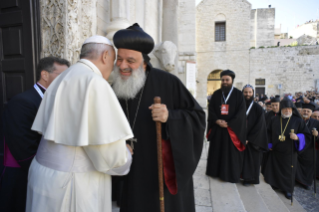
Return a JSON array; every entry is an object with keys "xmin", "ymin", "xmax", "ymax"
[{"xmin": 79, "ymin": 59, "xmax": 103, "ymax": 77}]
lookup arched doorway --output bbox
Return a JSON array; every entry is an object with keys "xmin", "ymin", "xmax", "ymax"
[{"xmin": 207, "ymin": 69, "xmax": 222, "ymax": 100}]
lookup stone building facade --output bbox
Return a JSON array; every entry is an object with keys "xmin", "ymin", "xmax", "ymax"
[
  {"xmin": 39, "ymin": 0, "xmax": 196, "ymax": 85},
  {"xmin": 196, "ymin": 0, "xmax": 319, "ymax": 107}
]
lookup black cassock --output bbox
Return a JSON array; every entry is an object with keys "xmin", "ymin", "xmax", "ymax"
[
  {"xmin": 263, "ymin": 115, "xmax": 311, "ymax": 192},
  {"xmin": 261, "ymin": 111, "xmax": 279, "ymax": 175},
  {"xmin": 242, "ymin": 102, "xmax": 268, "ymax": 184},
  {"xmin": 206, "ymin": 88, "xmax": 246, "ymax": 183},
  {"xmin": 296, "ymin": 118, "xmax": 319, "ymax": 186},
  {"xmin": 0, "ymin": 87, "xmax": 42, "ymax": 212},
  {"xmin": 118, "ymin": 66, "xmax": 206, "ymax": 212}
]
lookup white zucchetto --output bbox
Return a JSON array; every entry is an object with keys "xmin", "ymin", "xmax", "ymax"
[{"xmin": 83, "ymin": 35, "xmax": 113, "ymax": 46}]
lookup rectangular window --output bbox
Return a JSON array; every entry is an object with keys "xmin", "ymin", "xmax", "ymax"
[
  {"xmin": 215, "ymin": 22, "xmax": 226, "ymax": 41},
  {"xmin": 255, "ymin": 79, "xmax": 265, "ymax": 86}
]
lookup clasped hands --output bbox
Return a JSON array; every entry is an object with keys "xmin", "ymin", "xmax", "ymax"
[{"xmin": 216, "ymin": 119, "xmax": 228, "ymax": 128}]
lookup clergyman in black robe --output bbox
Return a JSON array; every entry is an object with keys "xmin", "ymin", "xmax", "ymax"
[
  {"xmin": 261, "ymin": 97, "xmax": 281, "ymax": 175},
  {"xmin": 295, "ymin": 102, "xmax": 319, "ymax": 189},
  {"xmin": 241, "ymin": 85, "xmax": 268, "ymax": 185},
  {"xmin": 206, "ymin": 70, "xmax": 246, "ymax": 183},
  {"xmin": 263, "ymin": 98, "xmax": 311, "ymax": 199},
  {"xmin": 0, "ymin": 57, "xmax": 69, "ymax": 212},
  {"xmin": 111, "ymin": 23, "xmax": 206, "ymax": 212}
]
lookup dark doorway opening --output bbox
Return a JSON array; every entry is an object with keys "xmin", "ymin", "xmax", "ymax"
[{"xmin": 0, "ymin": 0, "xmax": 41, "ymax": 113}]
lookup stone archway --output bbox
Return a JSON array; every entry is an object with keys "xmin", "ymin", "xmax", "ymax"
[{"xmin": 207, "ymin": 69, "xmax": 222, "ymax": 98}]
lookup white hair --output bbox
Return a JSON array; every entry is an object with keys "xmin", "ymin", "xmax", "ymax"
[
  {"xmin": 112, "ymin": 63, "xmax": 146, "ymax": 100},
  {"xmin": 79, "ymin": 43, "xmax": 112, "ymax": 59}
]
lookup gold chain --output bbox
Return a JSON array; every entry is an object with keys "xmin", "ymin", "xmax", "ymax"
[{"xmin": 280, "ymin": 116, "xmax": 291, "ymax": 139}]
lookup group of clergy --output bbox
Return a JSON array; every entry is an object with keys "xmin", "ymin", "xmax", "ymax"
[{"xmin": 206, "ymin": 72, "xmax": 319, "ymax": 200}]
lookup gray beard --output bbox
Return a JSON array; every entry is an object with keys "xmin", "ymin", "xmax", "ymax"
[
  {"xmin": 112, "ymin": 64, "xmax": 146, "ymax": 100},
  {"xmin": 281, "ymin": 112, "xmax": 292, "ymax": 119}
]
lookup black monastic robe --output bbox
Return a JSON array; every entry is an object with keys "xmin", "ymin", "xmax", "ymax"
[
  {"xmin": 118, "ymin": 66, "xmax": 206, "ymax": 212},
  {"xmin": 0, "ymin": 86, "xmax": 43, "ymax": 212},
  {"xmin": 261, "ymin": 110, "xmax": 279, "ymax": 175},
  {"xmin": 295, "ymin": 118, "xmax": 319, "ymax": 186},
  {"xmin": 242, "ymin": 102, "xmax": 268, "ymax": 184},
  {"xmin": 263, "ymin": 115, "xmax": 311, "ymax": 192},
  {"xmin": 206, "ymin": 88, "xmax": 246, "ymax": 183}
]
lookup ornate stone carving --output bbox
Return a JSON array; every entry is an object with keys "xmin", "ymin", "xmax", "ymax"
[
  {"xmin": 41, "ymin": 0, "xmax": 65, "ymax": 58},
  {"xmin": 40, "ymin": 0, "xmax": 96, "ymax": 64},
  {"xmin": 149, "ymin": 41, "xmax": 177, "ymax": 72}
]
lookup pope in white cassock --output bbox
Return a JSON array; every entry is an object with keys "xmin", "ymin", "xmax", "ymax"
[{"xmin": 25, "ymin": 36, "xmax": 134, "ymax": 212}]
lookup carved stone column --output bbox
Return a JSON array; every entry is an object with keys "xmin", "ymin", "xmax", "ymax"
[
  {"xmin": 106, "ymin": 0, "xmax": 130, "ymax": 40},
  {"xmin": 40, "ymin": 0, "xmax": 96, "ymax": 64}
]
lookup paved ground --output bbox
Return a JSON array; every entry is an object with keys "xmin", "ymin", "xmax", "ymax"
[
  {"xmin": 294, "ymin": 180, "xmax": 319, "ymax": 212},
  {"xmin": 111, "ymin": 137, "xmax": 319, "ymax": 212}
]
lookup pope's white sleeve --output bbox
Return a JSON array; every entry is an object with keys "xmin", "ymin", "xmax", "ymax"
[
  {"xmin": 105, "ymin": 147, "xmax": 132, "ymax": 175},
  {"xmin": 83, "ymin": 140, "xmax": 132, "ymax": 175}
]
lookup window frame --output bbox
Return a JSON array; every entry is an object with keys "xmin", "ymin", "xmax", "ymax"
[{"xmin": 215, "ymin": 21, "xmax": 226, "ymax": 42}]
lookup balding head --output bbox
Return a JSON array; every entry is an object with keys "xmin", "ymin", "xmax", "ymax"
[
  {"xmin": 311, "ymin": 111, "xmax": 319, "ymax": 121},
  {"xmin": 79, "ymin": 43, "xmax": 115, "ymax": 80}
]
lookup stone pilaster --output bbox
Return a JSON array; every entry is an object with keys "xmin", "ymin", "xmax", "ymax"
[{"xmin": 40, "ymin": 0, "xmax": 97, "ymax": 64}]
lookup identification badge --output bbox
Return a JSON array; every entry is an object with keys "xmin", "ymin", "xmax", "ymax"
[{"xmin": 221, "ymin": 104, "xmax": 229, "ymax": 115}]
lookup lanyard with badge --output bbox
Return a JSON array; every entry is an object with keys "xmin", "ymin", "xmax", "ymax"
[
  {"xmin": 221, "ymin": 86, "xmax": 234, "ymax": 115},
  {"xmin": 246, "ymin": 101, "xmax": 254, "ymax": 116},
  {"xmin": 34, "ymin": 84, "xmax": 44, "ymax": 99}
]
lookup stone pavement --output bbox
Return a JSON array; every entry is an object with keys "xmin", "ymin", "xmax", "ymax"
[{"xmin": 112, "ymin": 140, "xmax": 319, "ymax": 212}]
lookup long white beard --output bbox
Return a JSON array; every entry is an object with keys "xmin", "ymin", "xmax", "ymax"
[
  {"xmin": 281, "ymin": 112, "xmax": 292, "ymax": 119},
  {"xmin": 112, "ymin": 64, "xmax": 146, "ymax": 100}
]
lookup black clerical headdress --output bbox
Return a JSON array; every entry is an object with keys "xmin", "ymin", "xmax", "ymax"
[
  {"xmin": 265, "ymin": 101, "xmax": 271, "ymax": 105},
  {"xmin": 220, "ymin": 70, "xmax": 235, "ymax": 80},
  {"xmin": 113, "ymin": 23, "xmax": 154, "ymax": 62},
  {"xmin": 271, "ymin": 97, "xmax": 280, "ymax": 103},
  {"xmin": 242, "ymin": 84, "xmax": 254, "ymax": 92},
  {"xmin": 302, "ymin": 102, "xmax": 316, "ymax": 111},
  {"xmin": 280, "ymin": 97, "xmax": 301, "ymax": 118}
]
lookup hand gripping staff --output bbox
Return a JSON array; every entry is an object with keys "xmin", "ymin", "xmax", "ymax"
[{"xmin": 154, "ymin": 97, "xmax": 165, "ymax": 212}]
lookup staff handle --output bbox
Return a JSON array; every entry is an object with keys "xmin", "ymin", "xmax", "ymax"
[{"xmin": 154, "ymin": 97, "xmax": 165, "ymax": 212}]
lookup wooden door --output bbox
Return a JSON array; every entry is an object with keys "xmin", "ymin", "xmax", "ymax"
[
  {"xmin": 0, "ymin": 0, "xmax": 41, "ymax": 113},
  {"xmin": 255, "ymin": 87, "xmax": 265, "ymax": 97}
]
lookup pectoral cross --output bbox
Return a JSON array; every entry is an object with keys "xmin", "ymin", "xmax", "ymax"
[{"xmin": 128, "ymin": 138, "xmax": 137, "ymax": 150}]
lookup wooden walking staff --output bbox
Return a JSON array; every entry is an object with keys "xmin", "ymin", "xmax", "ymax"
[
  {"xmin": 313, "ymin": 128, "xmax": 317, "ymax": 197},
  {"xmin": 291, "ymin": 129, "xmax": 294, "ymax": 206},
  {"xmin": 154, "ymin": 97, "xmax": 165, "ymax": 212}
]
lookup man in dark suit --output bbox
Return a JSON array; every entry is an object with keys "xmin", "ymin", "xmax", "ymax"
[{"xmin": 0, "ymin": 57, "xmax": 70, "ymax": 212}]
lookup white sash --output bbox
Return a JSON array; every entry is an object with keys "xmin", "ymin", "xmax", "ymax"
[
  {"xmin": 222, "ymin": 86, "xmax": 234, "ymax": 104},
  {"xmin": 34, "ymin": 84, "xmax": 44, "ymax": 99},
  {"xmin": 246, "ymin": 101, "xmax": 254, "ymax": 116}
]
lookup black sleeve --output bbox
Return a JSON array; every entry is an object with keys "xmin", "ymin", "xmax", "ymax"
[{"xmin": 3, "ymin": 97, "xmax": 41, "ymax": 171}]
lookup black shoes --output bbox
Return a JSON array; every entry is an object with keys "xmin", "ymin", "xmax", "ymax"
[
  {"xmin": 243, "ymin": 181, "xmax": 251, "ymax": 186},
  {"xmin": 284, "ymin": 192, "xmax": 292, "ymax": 200},
  {"xmin": 303, "ymin": 185, "xmax": 311, "ymax": 190}
]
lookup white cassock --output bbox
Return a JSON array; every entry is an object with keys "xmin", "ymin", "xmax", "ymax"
[{"xmin": 26, "ymin": 59, "xmax": 134, "ymax": 212}]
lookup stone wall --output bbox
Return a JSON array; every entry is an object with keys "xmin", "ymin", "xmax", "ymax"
[
  {"xmin": 40, "ymin": 0, "xmax": 97, "ymax": 64},
  {"xmin": 249, "ymin": 46, "xmax": 319, "ymax": 96},
  {"xmin": 96, "ymin": 0, "xmax": 110, "ymax": 36},
  {"xmin": 176, "ymin": 0, "xmax": 196, "ymax": 84},
  {"xmin": 250, "ymin": 8, "xmax": 275, "ymax": 48},
  {"xmin": 289, "ymin": 22, "xmax": 319, "ymax": 40},
  {"xmin": 196, "ymin": 0, "xmax": 251, "ymax": 107}
]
